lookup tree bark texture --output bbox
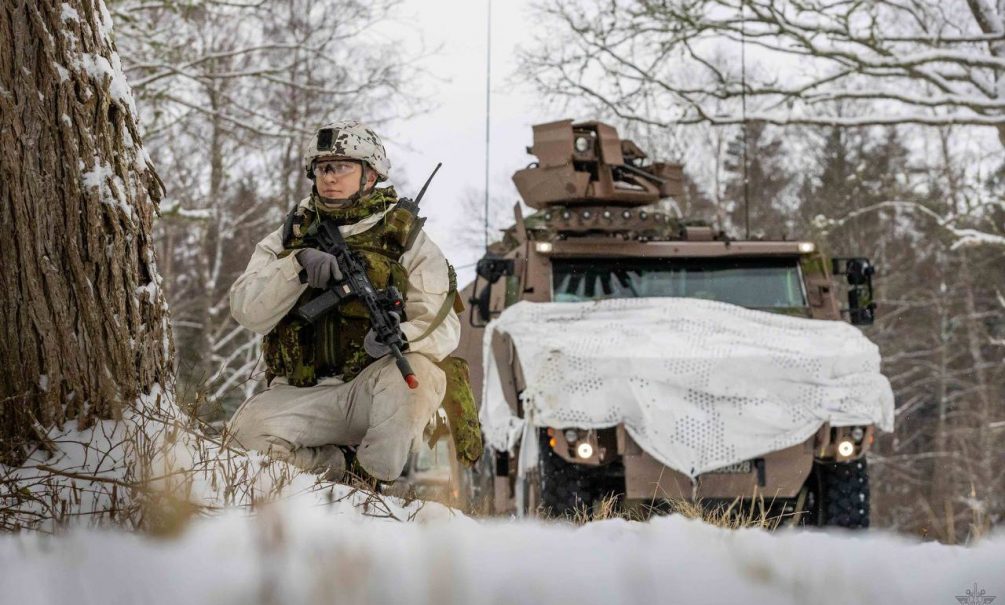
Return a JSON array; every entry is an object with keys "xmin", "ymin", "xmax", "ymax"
[{"xmin": 0, "ymin": 0, "xmax": 172, "ymax": 463}]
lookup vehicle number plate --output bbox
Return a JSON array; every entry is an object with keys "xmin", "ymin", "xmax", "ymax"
[{"xmin": 707, "ymin": 460, "xmax": 752, "ymax": 474}]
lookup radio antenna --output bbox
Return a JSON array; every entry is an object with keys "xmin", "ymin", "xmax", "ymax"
[
  {"xmin": 741, "ymin": 2, "xmax": 751, "ymax": 239},
  {"xmin": 483, "ymin": 0, "xmax": 493, "ymax": 250},
  {"xmin": 414, "ymin": 162, "xmax": 442, "ymax": 204}
]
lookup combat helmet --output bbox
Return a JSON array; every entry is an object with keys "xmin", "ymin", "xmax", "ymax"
[{"xmin": 304, "ymin": 120, "xmax": 390, "ymax": 181}]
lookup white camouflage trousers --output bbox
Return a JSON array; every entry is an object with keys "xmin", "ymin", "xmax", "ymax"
[{"xmin": 227, "ymin": 352, "xmax": 446, "ymax": 481}]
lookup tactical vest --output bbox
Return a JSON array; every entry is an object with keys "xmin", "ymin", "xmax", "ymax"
[{"xmin": 263, "ymin": 188, "xmax": 416, "ymax": 386}]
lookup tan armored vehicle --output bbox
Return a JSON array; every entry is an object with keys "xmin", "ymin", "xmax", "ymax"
[{"xmin": 452, "ymin": 119, "xmax": 880, "ymax": 527}]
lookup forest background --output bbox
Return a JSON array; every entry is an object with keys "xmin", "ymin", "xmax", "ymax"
[{"xmin": 11, "ymin": 0, "xmax": 999, "ymax": 543}]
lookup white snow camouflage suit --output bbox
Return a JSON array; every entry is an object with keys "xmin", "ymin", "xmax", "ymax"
[{"xmin": 226, "ymin": 191, "xmax": 460, "ymax": 481}]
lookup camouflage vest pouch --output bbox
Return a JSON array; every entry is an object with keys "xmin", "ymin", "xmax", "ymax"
[
  {"xmin": 263, "ymin": 188, "xmax": 415, "ymax": 387},
  {"xmin": 426, "ymin": 357, "xmax": 483, "ymax": 466}
]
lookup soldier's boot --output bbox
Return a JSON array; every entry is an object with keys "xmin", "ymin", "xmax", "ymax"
[
  {"xmin": 340, "ymin": 446, "xmax": 387, "ymax": 493},
  {"xmin": 269, "ymin": 443, "xmax": 347, "ymax": 482},
  {"xmin": 313, "ymin": 445, "xmax": 348, "ymax": 482}
]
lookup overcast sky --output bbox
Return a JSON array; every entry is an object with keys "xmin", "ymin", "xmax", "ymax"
[{"xmin": 378, "ymin": 0, "xmax": 557, "ymax": 271}]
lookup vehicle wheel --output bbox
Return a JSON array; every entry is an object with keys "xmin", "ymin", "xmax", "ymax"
[
  {"xmin": 537, "ymin": 430, "xmax": 623, "ymax": 518},
  {"xmin": 807, "ymin": 458, "xmax": 870, "ymax": 529},
  {"xmin": 538, "ymin": 430, "xmax": 590, "ymax": 517}
]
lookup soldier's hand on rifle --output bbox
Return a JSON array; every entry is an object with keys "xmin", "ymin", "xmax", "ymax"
[
  {"xmin": 296, "ymin": 248, "xmax": 344, "ymax": 289},
  {"xmin": 363, "ymin": 312, "xmax": 406, "ymax": 358}
]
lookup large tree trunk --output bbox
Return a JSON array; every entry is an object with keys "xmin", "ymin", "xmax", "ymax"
[{"xmin": 0, "ymin": 0, "xmax": 172, "ymax": 464}]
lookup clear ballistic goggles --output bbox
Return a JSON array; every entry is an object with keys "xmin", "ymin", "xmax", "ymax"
[{"xmin": 314, "ymin": 159, "xmax": 359, "ymax": 178}]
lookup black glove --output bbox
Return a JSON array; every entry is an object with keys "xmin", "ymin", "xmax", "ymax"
[
  {"xmin": 296, "ymin": 248, "xmax": 343, "ymax": 289},
  {"xmin": 363, "ymin": 312, "xmax": 406, "ymax": 358}
]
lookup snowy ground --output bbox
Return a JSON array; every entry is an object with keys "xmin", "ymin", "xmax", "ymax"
[
  {"xmin": 3, "ymin": 395, "xmax": 999, "ymax": 605},
  {"xmin": 2, "ymin": 493, "xmax": 1002, "ymax": 605}
]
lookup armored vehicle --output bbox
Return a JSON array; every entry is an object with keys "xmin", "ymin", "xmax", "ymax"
[{"xmin": 450, "ymin": 119, "xmax": 882, "ymax": 528}]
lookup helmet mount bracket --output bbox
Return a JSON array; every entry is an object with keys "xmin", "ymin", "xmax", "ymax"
[{"xmin": 316, "ymin": 127, "xmax": 335, "ymax": 152}]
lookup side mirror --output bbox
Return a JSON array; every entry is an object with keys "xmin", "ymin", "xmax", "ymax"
[
  {"xmin": 468, "ymin": 257, "xmax": 515, "ymax": 327},
  {"xmin": 832, "ymin": 257, "xmax": 876, "ymax": 326},
  {"xmin": 476, "ymin": 257, "xmax": 515, "ymax": 283}
]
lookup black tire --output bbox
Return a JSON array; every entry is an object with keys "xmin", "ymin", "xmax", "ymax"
[
  {"xmin": 807, "ymin": 458, "xmax": 870, "ymax": 529},
  {"xmin": 538, "ymin": 430, "xmax": 622, "ymax": 518}
]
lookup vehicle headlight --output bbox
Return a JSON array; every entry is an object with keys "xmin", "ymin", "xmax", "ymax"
[
  {"xmin": 798, "ymin": 241, "xmax": 816, "ymax": 253},
  {"xmin": 574, "ymin": 135, "xmax": 591, "ymax": 153},
  {"xmin": 837, "ymin": 440, "xmax": 855, "ymax": 457},
  {"xmin": 563, "ymin": 429, "xmax": 579, "ymax": 443},
  {"xmin": 576, "ymin": 443, "xmax": 594, "ymax": 459}
]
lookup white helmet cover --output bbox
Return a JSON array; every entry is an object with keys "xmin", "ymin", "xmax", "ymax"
[{"xmin": 304, "ymin": 120, "xmax": 390, "ymax": 181}]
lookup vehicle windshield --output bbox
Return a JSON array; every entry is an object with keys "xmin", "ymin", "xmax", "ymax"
[{"xmin": 552, "ymin": 257, "xmax": 806, "ymax": 308}]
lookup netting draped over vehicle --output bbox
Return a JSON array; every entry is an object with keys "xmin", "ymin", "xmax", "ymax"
[{"xmin": 481, "ymin": 299, "xmax": 894, "ymax": 478}]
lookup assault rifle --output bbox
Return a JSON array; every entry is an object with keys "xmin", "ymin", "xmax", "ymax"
[{"xmin": 294, "ymin": 163, "xmax": 442, "ymax": 389}]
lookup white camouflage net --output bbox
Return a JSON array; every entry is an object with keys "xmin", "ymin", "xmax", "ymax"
[{"xmin": 481, "ymin": 299, "xmax": 894, "ymax": 478}]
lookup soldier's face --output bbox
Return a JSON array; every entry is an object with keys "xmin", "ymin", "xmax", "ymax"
[{"xmin": 315, "ymin": 159, "xmax": 365, "ymax": 200}]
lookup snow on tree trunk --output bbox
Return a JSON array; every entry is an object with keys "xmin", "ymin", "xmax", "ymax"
[{"xmin": 0, "ymin": 0, "xmax": 172, "ymax": 464}]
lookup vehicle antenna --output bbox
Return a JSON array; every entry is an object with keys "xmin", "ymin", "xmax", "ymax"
[
  {"xmin": 484, "ymin": 0, "xmax": 493, "ymax": 250},
  {"xmin": 741, "ymin": 1, "xmax": 750, "ymax": 239}
]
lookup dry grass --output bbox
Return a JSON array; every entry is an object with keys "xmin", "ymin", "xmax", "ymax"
[
  {"xmin": 565, "ymin": 493, "xmax": 789, "ymax": 531},
  {"xmin": 656, "ymin": 497, "xmax": 787, "ymax": 530},
  {"xmin": 0, "ymin": 385, "xmax": 425, "ymax": 534}
]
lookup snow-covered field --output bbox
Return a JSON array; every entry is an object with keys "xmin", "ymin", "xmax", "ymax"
[
  {"xmin": 2, "ymin": 492, "xmax": 1002, "ymax": 605},
  {"xmin": 2, "ymin": 390, "xmax": 999, "ymax": 605}
]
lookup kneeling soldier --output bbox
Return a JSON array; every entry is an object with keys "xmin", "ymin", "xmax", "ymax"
[{"xmin": 227, "ymin": 120, "xmax": 460, "ymax": 483}]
